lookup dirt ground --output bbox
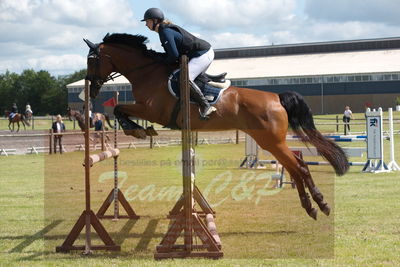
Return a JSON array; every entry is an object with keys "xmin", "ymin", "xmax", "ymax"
[{"xmin": 0, "ymin": 129, "xmax": 245, "ymax": 155}]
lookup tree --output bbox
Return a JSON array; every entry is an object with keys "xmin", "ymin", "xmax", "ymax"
[{"xmin": 0, "ymin": 68, "xmax": 86, "ymax": 116}]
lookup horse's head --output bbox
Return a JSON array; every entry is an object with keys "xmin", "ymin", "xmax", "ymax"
[
  {"xmin": 84, "ymin": 33, "xmax": 167, "ymax": 99},
  {"xmin": 66, "ymin": 107, "xmax": 73, "ymax": 121},
  {"xmin": 83, "ymin": 38, "xmax": 114, "ymax": 99}
]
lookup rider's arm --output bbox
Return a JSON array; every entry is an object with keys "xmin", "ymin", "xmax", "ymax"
[{"xmin": 159, "ymin": 28, "xmax": 182, "ymax": 64}]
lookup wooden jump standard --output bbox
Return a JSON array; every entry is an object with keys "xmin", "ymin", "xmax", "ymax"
[
  {"xmin": 96, "ymin": 91, "xmax": 139, "ymax": 220},
  {"xmin": 154, "ymin": 55, "xmax": 223, "ymax": 259},
  {"xmin": 56, "ymin": 80, "xmax": 120, "ymax": 254}
]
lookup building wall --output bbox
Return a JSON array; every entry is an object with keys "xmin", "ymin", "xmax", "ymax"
[
  {"xmin": 68, "ymin": 89, "xmax": 134, "ymax": 115},
  {"xmin": 244, "ymin": 80, "xmax": 400, "ymax": 114}
]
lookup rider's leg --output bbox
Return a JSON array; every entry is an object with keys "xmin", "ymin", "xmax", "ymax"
[{"xmin": 188, "ymin": 49, "xmax": 216, "ymax": 120}]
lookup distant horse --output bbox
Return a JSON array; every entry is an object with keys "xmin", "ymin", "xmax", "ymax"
[
  {"xmin": 83, "ymin": 33, "xmax": 349, "ymax": 220},
  {"xmin": 4, "ymin": 110, "xmax": 30, "ymax": 132},
  {"xmin": 25, "ymin": 110, "xmax": 33, "ymax": 123},
  {"xmin": 67, "ymin": 107, "xmax": 113, "ymax": 145}
]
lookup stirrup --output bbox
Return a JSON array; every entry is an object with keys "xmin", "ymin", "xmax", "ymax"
[{"xmin": 199, "ymin": 106, "xmax": 217, "ymax": 120}]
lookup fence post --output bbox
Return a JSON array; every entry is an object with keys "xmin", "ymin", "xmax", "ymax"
[
  {"xmin": 49, "ymin": 129, "xmax": 53, "ymax": 154},
  {"xmin": 236, "ymin": 130, "xmax": 239, "ymax": 144},
  {"xmin": 101, "ymin": 127, "xmax": 105, "ymax": 151},
  {"xmin": 336, "ymin": 116, "xmax": 339, "ymax": 133}
]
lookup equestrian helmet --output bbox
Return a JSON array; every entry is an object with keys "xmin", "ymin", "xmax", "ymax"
[{"xmin": 141, "ymin": 8, "xmax": 164, "ymax": 21}]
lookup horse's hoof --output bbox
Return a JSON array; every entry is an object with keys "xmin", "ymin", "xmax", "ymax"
[
  {"xmin": 321, "ymin": 204, "xmax": 331, "ymax": 216},
  {"xmin": 308, "ymin": 208, "xmax": 318, "ymax": 220}
]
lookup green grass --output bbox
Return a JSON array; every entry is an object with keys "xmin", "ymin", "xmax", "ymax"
[{"xmin": 1, "ymin": 136, "xmax": 400, "ymax": 266}]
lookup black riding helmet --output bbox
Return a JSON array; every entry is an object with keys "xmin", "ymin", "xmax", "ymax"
[{"xmin": 141, "ymin": 8, "xmax": 164, "ymax": 21}]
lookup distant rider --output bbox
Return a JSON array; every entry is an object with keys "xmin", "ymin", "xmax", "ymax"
[
  {"xmin": 26, "ymin": 103, "xmax": 33, "ymax": 116},
  {"xmin": 9, "ymin": 103, "xmax": 18, "ymax": 120}
]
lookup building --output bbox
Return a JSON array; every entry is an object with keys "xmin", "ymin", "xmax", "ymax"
[{"xmin": 67, "ymin": 37, "xmax": 400, "ymax": 114}]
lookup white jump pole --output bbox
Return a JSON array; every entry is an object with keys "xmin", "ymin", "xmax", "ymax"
[{"xmin": 387, "ymin": 108, "xmax": 400, "ymax": 171}]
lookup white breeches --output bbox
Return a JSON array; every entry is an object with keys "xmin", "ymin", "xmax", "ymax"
[{"xmin": 188, "ymin": 48, "xmax": 214, "ymax": 82}]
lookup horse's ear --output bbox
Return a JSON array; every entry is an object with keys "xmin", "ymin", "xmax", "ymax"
[{"xmin": 83, "ymin": 38, "xmax": 96, "ymax": 50}]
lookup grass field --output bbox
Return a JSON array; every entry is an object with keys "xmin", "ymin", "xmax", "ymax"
[{"xmin": 1, "ymin": 131, "xmax": 400, "ymax": 266}]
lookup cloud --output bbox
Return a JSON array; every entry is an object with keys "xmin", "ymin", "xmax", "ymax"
[
  {"xmin": 0, "ymin": 53, "xmax": 86, "ymax": 76},
  {"xmin": 304, "ymin": 21, "xmax": 400, "ymax": 42},
  {"xmin": 0, "ymin": 0, "xmax": 137, "ymax": 75},
  {"xmin": 209, "ymin": 32, "xmax": 270, "ymax": 49},
  {"xmin": 304, "ymin": 0, "xmax": 400, "ymax": 25},
  {"xmin": 0, "ymin": 0, "xmax": 38, "ymax": 22},
  {"xmin": 160, "ymin": 0, "xmax": 297, "ymax": 31},
  {"xmin": 2, "ymin": 0, "xmax": 400, "ymax": 76},
  {"xmin": 37, "ymin": 0, "xmax": 136, "ymax": 28}
]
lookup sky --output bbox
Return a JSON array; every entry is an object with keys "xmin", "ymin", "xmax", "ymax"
[{"xmin": 1, "ymin": 0, "xmax": 400, "ymax": 76}]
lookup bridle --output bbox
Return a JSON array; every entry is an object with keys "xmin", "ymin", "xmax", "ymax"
[{"xmin": 86, "ymin": 46, "xmax": 159, "ymax": 90}]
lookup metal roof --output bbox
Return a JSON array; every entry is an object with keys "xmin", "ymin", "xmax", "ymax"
[
  {"xmin": 214, "ymin": 36, "xmax": 400, "ymax": 59},
  {"xmin": 208, "ymin": 48, "xmax": 400, "ymax": 79}
]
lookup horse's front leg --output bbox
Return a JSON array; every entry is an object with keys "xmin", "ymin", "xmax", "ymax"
[
  {"xmin": 8, "ymin": 121, "xmax": 12, "ymax": 131},
  {"xmin": 16, "ymin": 122, "xmax": 20, "ymax": 132},
  {"xmin": 114, "ymin": 104, "xmax": 157, "ymax": 139}
]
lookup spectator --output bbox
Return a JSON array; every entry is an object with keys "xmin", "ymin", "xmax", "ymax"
[
  {"xmin": 51, "ymin": 115, "xmax": 66, "ymax": 154},
  {"xmin": 343, "ymin": 106, "xmax": 353, "ymax": 132}
]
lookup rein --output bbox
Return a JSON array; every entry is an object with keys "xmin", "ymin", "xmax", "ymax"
[{"xmin": 104, "ymin": 60, "xmax": 159, "ymax": 82}]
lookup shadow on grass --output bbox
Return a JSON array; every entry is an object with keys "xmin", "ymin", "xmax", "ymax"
[
  {"xmin": 5, "ymin": 220, "xmax": 63, "ymax": 253},
  {"xmin": 4, "ymin": 218, "xmax": 299, "ymax": 261}
]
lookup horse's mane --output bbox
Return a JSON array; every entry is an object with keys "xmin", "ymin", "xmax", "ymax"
[{"xmin": 102, "ymin": 33, "xmax": 164, "ymax": 59}]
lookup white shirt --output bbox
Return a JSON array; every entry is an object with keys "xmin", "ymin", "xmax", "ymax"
[
  {"xmin": 344, "ymin": 110, "xmax": 352, "ymax": 118},
  {"xmin": 56, "ymin": 122, "xmax": 62, "ymax": 133}
]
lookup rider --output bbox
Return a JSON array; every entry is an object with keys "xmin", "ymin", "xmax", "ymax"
[
  {"xmin": 141, "ymin": 7, "xmax": 217, "ymax": 120},
  {"xmin": 26, "ymin": 103, "xmax": 33, "ymax": 116},
  {"xmin": 10, "ymin": 103, "xmax": 18, "ymax": 119}
]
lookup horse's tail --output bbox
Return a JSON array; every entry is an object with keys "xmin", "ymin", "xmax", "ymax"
[
  {"xmin": 104, "ymin": 113, "xmax": 113, "ymax": 129},
  {"xmin": 279, "ymin": 91, "xmax": 349, "ymax": 176}
]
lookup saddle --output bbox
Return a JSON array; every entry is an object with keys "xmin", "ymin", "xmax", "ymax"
[
  {"xmin": 167, "ymin": 70, "xmax": 230, "ymax": 104},
  {"xmin": 9, "ymin": 112, "xmax": 16, "ymax": 119},
  {"xmin": 165, "ymin": 70, "xmax": 231, "ymax": 129},
  {"xmin": 197, "ymin": 72, "xmax": 227, "ymax": 84}
]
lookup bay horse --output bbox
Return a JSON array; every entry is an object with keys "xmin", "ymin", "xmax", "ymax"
[
  {"xmin": 83, "ymin": 33, "xmax": 349, "ymax": 220},
  {"xmin": 67, "ymin": 107, "xmax": 113, "ymax": 145},
  {"xmin": 67, "ymin": 107, "xmax": 113, "ymax": 131},
  {"xmin": 4, "ymin": 110, "xmax": 29, "ymax": 132}
]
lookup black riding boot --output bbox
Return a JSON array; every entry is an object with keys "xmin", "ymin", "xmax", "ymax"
[{"xmin": 189, "ymin": 81, "xmax": 217, "ymax": 120}]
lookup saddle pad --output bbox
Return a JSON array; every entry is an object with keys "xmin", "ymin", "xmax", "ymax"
[{"xmin": 167, "ymin": 70, "xmax": 230, "ymax": 105}]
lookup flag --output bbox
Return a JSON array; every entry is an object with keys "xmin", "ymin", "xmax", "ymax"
[
  {"xmin": 78, "ymin": 89, "xmax": 85, "ymax": 101},
  {"xmin": 102, "ymin": 97, "xmax": 117, "ymax": 107}
]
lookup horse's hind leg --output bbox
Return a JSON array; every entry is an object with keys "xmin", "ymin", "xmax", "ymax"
[
  {"xmin": 293, "ymin": 153, "xmax": 330, "ymax": 216},
  {"xmin": 257, "ymin": 139, "xmax": 319, "ymax": 220}
]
